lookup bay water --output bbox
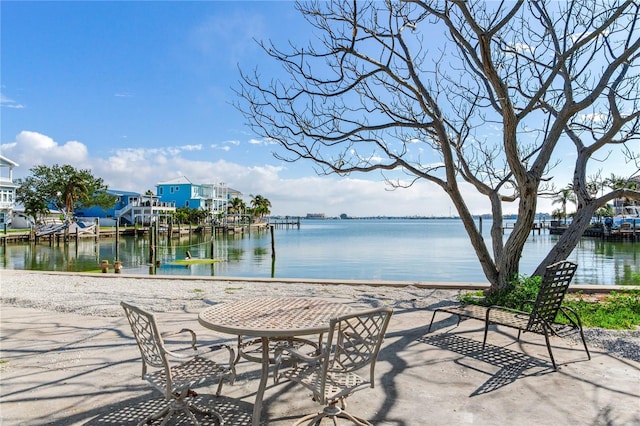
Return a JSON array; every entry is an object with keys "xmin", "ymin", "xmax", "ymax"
[{"xmin": 1, "ymin": 218, "xmax": 637, "ymax": 285}]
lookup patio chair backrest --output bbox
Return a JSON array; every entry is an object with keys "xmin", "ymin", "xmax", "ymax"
[
  {"xmin": 121, "ymin": 301, "xmax": 167, "ymax": 370},
  {"xmin": 325, "ymin": 307, "xmax": 393, "ymax": 380},
  {"xmin": 526, "ymin": 260, "xmax": 578, "ymax": 333}
]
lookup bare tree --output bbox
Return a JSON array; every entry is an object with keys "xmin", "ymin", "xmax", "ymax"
[{"xmin": 236, "ymin": 0, "xmax": 640, "ymax": 291}]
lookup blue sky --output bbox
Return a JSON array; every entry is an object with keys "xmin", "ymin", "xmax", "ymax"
[{"xmin": 1, "ymin": 1, "xmax": 634, "ymax": 217}]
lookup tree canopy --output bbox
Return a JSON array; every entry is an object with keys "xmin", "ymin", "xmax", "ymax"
[
  {"xmin": 237, "ymin": 0, "xmax": 640, "ymax": 291},
  {"xmin": 15, "ymin": 164, "xmax": 115, "ymax": 223},
  {"xmin": 249, "ymin": 194, "xmax": 272, "ymax": 220}
]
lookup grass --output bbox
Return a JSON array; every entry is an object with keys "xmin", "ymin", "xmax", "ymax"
[
  {"xmin": 458, "ymin": 277, "xmax": 640, "ymax": 330},
  {"xmin": 563, "ymin": 291, "xmax": 640, "ymax": 329}
]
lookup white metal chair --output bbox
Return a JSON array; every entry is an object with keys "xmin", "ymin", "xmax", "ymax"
[
  {"xmin": 274, "ymin": 307, "xmax": 393, "ymax": 425},
  {"xmin": 121, "ymin": 301, "xmax": 236, "ymax": 425}
]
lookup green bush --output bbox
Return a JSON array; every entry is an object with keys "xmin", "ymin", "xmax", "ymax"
[
  {"xmin": 457, "ymin": 280, "xmax": 640, "ymax": 329},
  {"xmin": 458, "ymin": 274, "xmax": 542, "ymax": 311}
]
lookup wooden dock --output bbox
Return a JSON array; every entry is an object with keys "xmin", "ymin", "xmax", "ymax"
[
  {"xmin": 269, "ymin": 218, "xmax": 301, "ymax": 229},
  {"xmin": 549, "ymin": 224, "xmax": 638, "ymax": 241}
]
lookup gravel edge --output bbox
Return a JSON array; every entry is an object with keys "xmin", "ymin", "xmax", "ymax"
[{"xmin": 1, "ymin": 270, "xmax": 638, "ymax": 362}]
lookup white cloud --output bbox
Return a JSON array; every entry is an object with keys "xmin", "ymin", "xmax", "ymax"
[
  {"xmin": 579, "ymin": 112, "xmax": 607, "ymax": 123},
  {"xmin": 2, "ymin": 130, "xmax": 534, "ymax": 218},
  {"xmin": 248, "ymin": 137, "xmax": 277, "ymax": 146},
  {"xmin": 511, "ymin": 42, "xmax": 533, "ymax": 54},
  {"xmin": 3, "ymin": 131, "xmax": 88, "ymax": 167},
  {"xmin": 211, "ymin": 140, "xmax": 240, "ymax": 151},
  {"xmin": 1, "ymin": 93, "xmax": 25, "ymax": 109}
]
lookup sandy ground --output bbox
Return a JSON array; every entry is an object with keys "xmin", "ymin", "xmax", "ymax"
[{"xmin": 1, "ymin": 270, "xmax": 639, "ymax": 426}]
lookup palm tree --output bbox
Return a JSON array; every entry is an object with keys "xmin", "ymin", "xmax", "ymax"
[
  {"xmin": 552, "ymin": 187, "xmax": 576, "ymax": 225},
  {"xmin": 250, "ymin": 194, "xmax": 271, "ymax": 221},
  {"xmin": 227, "ymin": 197, "xmax": 246, "ymax": 223},
  {"xmin": 604, "ymin": 174, "xmax": 639, "ymax": 213},
  {"xmin": 60, "ymin": 168, "xmax": 90, "ymax": 217},
  {"xmin": 227, "ymin": 197, "xmax": 246, "ymax": 214}
]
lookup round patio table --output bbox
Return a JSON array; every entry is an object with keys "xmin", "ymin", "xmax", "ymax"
[{"xmin": 198, "ymin": 297, "xmax": 352, "ymax": 425}]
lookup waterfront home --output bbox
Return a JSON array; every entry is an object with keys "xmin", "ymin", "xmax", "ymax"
[
  {"xmin": 0, "ymin": 155, "xmax": 19, "ymax": 228},
  {"xmin": 75, "ymin": 190, "xmax": 176, "ymax": 226},
  {"xmin": 156, "ymin": 176, "xmax": 241, "ymax": 221}
]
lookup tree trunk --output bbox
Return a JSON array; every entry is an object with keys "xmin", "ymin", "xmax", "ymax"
[{"xmin": 534, "ymin": 202, "xmax": 598, "ymax": 276}]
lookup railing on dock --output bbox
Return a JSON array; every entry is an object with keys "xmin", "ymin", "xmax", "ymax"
[
  {"xmin": 501, "ymin": 221, "xmax": 548, "ymax": 235},
  {"xmin": 268, "ymin": 217, "xmax": 301, "ymax": 229}
]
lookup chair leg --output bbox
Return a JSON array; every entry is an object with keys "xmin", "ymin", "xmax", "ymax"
[
  {"xmin": 482, "ymin": 322, "xmax": 490, "ymax": 349},
  {"xmin": 234, "ymin": 335, "xmax": 243, "ymax": 365},
  {"xmin": 141, "ymin": 396, "xmax": 225, "ymax": 426},
  {"xmin": 216, "ymin": 377, "xmax": 225, "ymax": 396},
  {"xmin": 189, "ymin": 399, "xmax": 225, "ymax": 425},
  {"xmin": 543, "ymin": 331, "xmax": 558, "ymax": 370},
  {"xmin": 293, "ymin": 405, "xmax": 371, "ymax": 426},
  {"xmin": 137, "ymin": 404, "xmax": 171, "ymax": 426},
  {"xmin": 427, "ymin": 310, "xmax": 439, "ymax": 332},
  {"xmin": 336, "ymin": 410, "xmax": 372, "ymax": 425},
  {"xmin": 180, "ymin": 407, "xmax": 200, "ymax": 425},
  {"xmin": 577, "ymin": 327, "xmax": 591, "ymax": 360},
  {"xmin": 158, "ymin": 406, "xmax": 178, "ymax": 426}
]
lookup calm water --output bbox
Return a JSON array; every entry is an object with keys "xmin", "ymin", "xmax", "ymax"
[{"xmin": 1, "ymin": 219, "xmax": 638, "ymax": 285}]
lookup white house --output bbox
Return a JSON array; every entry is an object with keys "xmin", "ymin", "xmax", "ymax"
[{"xmin": 0, "ymin": 155, "xmax": 19, "ymax": 227}]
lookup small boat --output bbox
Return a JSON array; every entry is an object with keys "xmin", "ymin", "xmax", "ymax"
[
  {"xmin": 35, "ymin": 219, "xmax": 96, "ymax": 237},
  {"xmin": 611, "ymin": 205, "xmax": 640, "ymax": 230},
  {"xmin": 35, "ymin": 221, "xmax": 69, "ymax": 237}
]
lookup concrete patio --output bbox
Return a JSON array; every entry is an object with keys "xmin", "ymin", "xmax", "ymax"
[{"xmin": 1, "ymin": 302, "xmax": 639, "ymax": 425}]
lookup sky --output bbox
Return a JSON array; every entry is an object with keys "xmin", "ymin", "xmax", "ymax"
[{"xmin": 1, "ymin": 1, "xmax": 636, "ymax": 218}]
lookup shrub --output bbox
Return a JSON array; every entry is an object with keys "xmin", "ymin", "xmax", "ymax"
[{"xmin": 459, "ymin": 274, "xmax": 542, "ymax": 311}]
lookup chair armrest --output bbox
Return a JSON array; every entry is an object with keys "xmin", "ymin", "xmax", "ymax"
[
  {"xmin": 273, "ymin": 346, "xmax": 325, "ymax": 384},
  {"xmin": 557, "ymin": 305, "xmax": 583, "ymax": 329},
  {"xmin": 161, "ymin": 328, "xmax": 198, "ymax": 350},
  {"xmin": 161, "ymin": 328, "xmax": 234, "ymax": 364},
  {"xmin": 207, "ymin": 344, "xmax": 236, "ymax": 367},
  {"xmin": 276, "ymin": 346, "xmax": 324, "ymax": 363},
  {"xmin": 165, "ymin": 342, "xmax": 235, "ymax": 364}
]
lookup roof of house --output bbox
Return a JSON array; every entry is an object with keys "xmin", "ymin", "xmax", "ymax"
[
  {"xmin": 107, "ymin": 189, "xmax": 141, "ymax": 197},
  {"xmin": 0, "ymin": 155, "xmax": 19, "ymax": 167},
  {"xmin": 156, "ymin": 176, "xmax": 193, "ymax": 185}
]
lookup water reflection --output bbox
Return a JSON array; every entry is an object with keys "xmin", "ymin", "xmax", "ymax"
[{"xmin": 1, "ymin": 220, "xmax": 638, "ymax": 285}]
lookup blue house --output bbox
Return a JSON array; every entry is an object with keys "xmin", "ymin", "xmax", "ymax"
[
  {"xmin": 156, "ymin": 176, "xmax": 241, "ymax": 220},
  {"xmin": 75, "ymin": 189, "xmax": 176, "ymax": 225}
]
